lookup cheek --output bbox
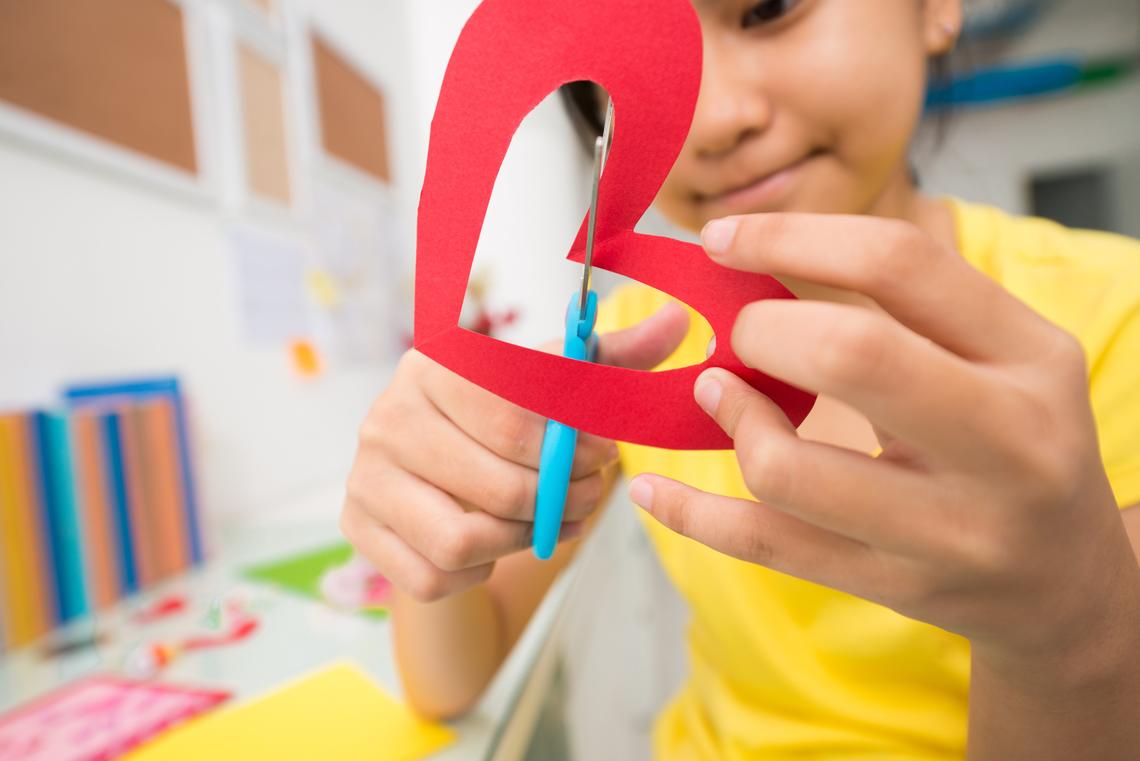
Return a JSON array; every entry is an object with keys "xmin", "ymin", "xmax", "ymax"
[
  {"xmin": 654, "ymin": 170, "xmax": 705, "ymax": 233},
  {"xmin": 798, "ymin": 10, "xmax": 928, "ymax": 179}
]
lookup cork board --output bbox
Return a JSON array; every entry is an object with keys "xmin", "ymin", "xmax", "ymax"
[
  {"xmin": 239, "ymin": 44, "xmax": 291, "ymax": 204},
  {"xmin": 311, "ymin": 34, "xmax": 389, "ymax": 183},
  {"xmin": 0, "ymin": 0, "xmax": 198, "ymax": 174}
]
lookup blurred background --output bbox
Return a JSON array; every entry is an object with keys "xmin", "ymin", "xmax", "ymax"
[{"xmin": 0, "ymin": 0, "xmax": 1138, "ymax": 759}]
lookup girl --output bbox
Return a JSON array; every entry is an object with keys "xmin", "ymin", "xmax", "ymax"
[{"xmin": 341, "ymin": 1, "xmax": 1140, "ymax": 758}]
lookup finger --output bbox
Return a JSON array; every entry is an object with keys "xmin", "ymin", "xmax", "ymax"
[
  {"xmin": 411, "ymin": 351, "xmax": 617, "ymax": 473},
  {"xmin": 701, "ymin": 213, "xmax": 1055, "ymax": 362},
  {"xmin": 595, "ymin": 300, "xmax": 690, "ymax": 369},
  {"xmin": 628, "ymin": 473, "xmax": 887, "ymax": 598},
  {"xmin": 390, "ymin": 390, "xmax": 608, "ymax": 522},
  {"xmin": 359, "ymin": 465, "xmax": 534, "ymax": 572},
  {"xmin": 340, "ymin": 510, "xmax": 493, "ymax": 602},
  {"xmin": 731, "ymin": 299, "xmax": 1010, "ymax": 460},
  {"xmin": 695, "ymin": 368, "xmax": 946, "ymax": 552}
]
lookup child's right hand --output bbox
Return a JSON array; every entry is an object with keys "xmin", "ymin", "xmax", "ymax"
[{"xmin": 341, "ymin": 301, "xmax": 689, "ymax": 603}]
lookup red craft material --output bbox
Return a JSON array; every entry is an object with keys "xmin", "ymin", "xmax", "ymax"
[{"xmin": 414, "ymin": 0, "xmax": 817, "ymax": 449}]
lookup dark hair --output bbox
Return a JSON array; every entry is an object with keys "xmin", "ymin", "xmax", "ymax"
[{"xmin": 560, "ymin": 80, "xmax": 608, "ymax": 153}]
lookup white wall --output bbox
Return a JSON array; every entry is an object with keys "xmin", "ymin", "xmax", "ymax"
[
  {"xmin": 0, "ymin": 0, "xmax": 417, "ymax": 536},
  {"xmin": 916, "ymin": 0, "xmax": 1140, "ymax": 222}
]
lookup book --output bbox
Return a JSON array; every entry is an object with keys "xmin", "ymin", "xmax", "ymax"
[
  {"xmin": 33, "ymin": 411, "xmax": 89, "ymax": 623},
  {"xmin": 0, "ymin": 414, "xmax": 54, "ymax": 646},
  {"xmin": 101, "ymin": 411, "xmax": 139, "ymax": 596},
  {"xmin": 119, "ymin": 406, "xmax": 158, "ymax": 587},
  {"xmin": 64, "ymin": 377, "xmax": 203, "ymax": 565},
  {"xmin": 138, "ymin": 398, "xmax": 190, "ymax": 579},
  {"xmin": 71, "ymin": 409, "xmax": 123, "ymax": 609}
]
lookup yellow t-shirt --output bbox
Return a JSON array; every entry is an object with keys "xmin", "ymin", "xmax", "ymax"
[{"xmin": 596, "ymin": 199, "xmax": 1140, "ymax": 760}]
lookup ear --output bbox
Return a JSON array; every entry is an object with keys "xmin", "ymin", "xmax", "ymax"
[{"xmin": 921, "ymin": 0, "xmax": 963, "ymax": 57}]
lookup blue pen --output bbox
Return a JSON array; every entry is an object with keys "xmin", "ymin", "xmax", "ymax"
[{"xmin": 533, "ymin": 102, "xmax": 613, "ymax": 560}]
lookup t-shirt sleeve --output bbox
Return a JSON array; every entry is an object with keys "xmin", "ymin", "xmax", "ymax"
[{"xmin": 1090, "ymin": 299, "xmax": 1140, "ymax": 509}]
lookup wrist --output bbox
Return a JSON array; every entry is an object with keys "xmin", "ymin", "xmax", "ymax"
[{"xmin": 974, "ymin": 550, "xmax": 1140, "ymax": 696}]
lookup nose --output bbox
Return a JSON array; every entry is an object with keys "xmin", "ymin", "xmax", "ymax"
[{"xmin": 689, "ymin": 36, "xmax": 773, "ymax": 160}]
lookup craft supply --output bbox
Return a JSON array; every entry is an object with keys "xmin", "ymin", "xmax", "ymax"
[
  {"xmin": 412, "ymin": 0, "xmax": 816, "ymax": 450},
  {"xmin": 132, "ymin": 594, "xmax": 189, "ymax": 624},
  {"xmin": 0, "ymin": 677, "xmax": 229, "ymax": 761},
  {"xmin": 124, "ymin": 604, "xmax": 259, "ymax": 678},
  {"xmin": 318, "ymin": 554, "xmax": 392, "ymax": 611},
  {"xmin": 244, "ymin": 542, "xmax": 388, "ymax": 618},
  {"xmin": 532, "ymin": 105, "xmax": 611, "ymax": 559},
  {"xmin": 123, "ymin": 662, "xmax": 454, "ymax": 761}
]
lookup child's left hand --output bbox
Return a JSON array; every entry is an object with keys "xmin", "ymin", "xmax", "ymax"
[{"xmin": 629, "ymin": 213, "xmax": 1140, "ymax": 676}]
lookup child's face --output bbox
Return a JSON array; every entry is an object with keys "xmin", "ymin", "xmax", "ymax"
[{"xmin": 655, "ymin": 0, "xmax": 961, "ymax": 232}]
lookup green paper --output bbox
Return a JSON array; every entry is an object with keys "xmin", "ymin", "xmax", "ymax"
[{"xmin": 244, "ymin": 542, "xmax": 388, "ymax": 619}]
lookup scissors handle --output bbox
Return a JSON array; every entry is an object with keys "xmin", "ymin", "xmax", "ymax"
[{"xmin": 533, "ymin": 291, "xmax": 599, "ymax": 559}]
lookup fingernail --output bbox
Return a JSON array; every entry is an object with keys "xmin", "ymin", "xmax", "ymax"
[
  {"xmin": 628, "ymin": 476, "xmax": 654, "ymax": 510},
  {"xmin": 701, "ymin": 218, "xmax": 738, "ymax": 257},
  {"xmin": 694, "ymin": 375, "xmax": 722, "ymax": 415}
]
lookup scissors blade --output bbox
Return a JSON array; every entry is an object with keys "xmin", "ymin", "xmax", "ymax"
[{"xmin": 579, "ymin": 101, "xmax": 615, "ymax": 321}]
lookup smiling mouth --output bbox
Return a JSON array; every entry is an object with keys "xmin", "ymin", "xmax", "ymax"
[{"xmin": 696, "ymin": 149, "xmax": 823, "ymax": 208}]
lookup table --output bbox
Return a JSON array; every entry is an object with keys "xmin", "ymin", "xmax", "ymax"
[{"xmin": 0, "ymin": 488, "xmax": 582, "ymax": 761}]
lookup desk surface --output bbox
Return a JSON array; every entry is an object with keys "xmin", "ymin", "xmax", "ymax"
[{"xmin": 0, "ymin": 496, "xmax": 575, "ymax": 761}]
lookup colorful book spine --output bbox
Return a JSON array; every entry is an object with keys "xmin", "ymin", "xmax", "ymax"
[
  {"xmin": 71, "ymin": 410, "xmax": 122, "ymax": 609},
  {"xmin": 101, "ymin": 411, "xmax": 139, "ymax": 596},
  {"xmin": 138, "ymin": 398, "xmax": 190, "ymax": 579},
  {"xmin": 33, "ymin": 411, "xmax": 89, "ymax": 623},
  {"xmin": 119, "ymin": 407, "xmax": 158, "ymax": 588},
  {"xmin": 0, "ymin": 414, "xmax": 55, "ymax": 646},
  {"xmin": 64, "ymin": 377, "xmax": 203, "ymax": 565}
]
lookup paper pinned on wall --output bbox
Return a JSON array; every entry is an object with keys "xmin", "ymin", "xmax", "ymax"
[
  {"xmin": 309, "ymin": 179, "xmax": 396, "ymax": 364},
  {"xmin": 228, "ymin": 224, "xmax": 310, "ymax": 346}
]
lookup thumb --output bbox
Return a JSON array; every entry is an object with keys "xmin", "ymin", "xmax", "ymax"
[{"xmin": 596, "ymin": 301, "xmax": 690, "ymax": 370}]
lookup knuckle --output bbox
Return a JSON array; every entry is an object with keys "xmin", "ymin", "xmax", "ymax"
[
  {"xmin": 861, "ymin": 221, "xmax": 928, "ymax": 291},
  {"xmin": 361, "ymin": 396, "xmax": 413, "ymax": 448},
  {"xmin": 1046, "ymin": 327, "xmax": 1088, "ymax": 382},
  {"xmin": 890, "ymin": 570, "xmax": 937, "ymax": 610},
  {"xmin": 488, "ymin": 405, "xmax": 535, "ymax": 461},
  {"xmin": 739, "ymin": 525, "xmax": 775, "ymax": 566},
  {"xmin": 406, "ymin": 568, "xmax": 451, "ymax": 603},
  {"xmin": 814, "ymin": 316, "xmax": 882, "ymax": 385},
  {"xmin": 657, "ymin": 487, "xmax": 692, "ymax": 537},
  {"xmin": 430, "ymin": 522, "xmax": 476, "ymax": 572},
  {"xmin": 737, "ymin": 434, "xmax": 792, "ymax": 503},
  {"xmin": 478, "ymin": 470, "xmax": 531, "ymax": 517},
  {"xmin": 343, "ymin": 468, "xmax": 374, "ymax": 510},
  {"xmin": 338, "ymin": 508, "xmax": 364, "ymax": 548},
  {"xmin": 566, "ymin": 474, "xmax": 605, "ymax": 519}
]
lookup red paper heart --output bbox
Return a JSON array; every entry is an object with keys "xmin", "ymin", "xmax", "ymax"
[{"xmin": 415, "ymin": 0, "xmax": 816, "ymax": 449}]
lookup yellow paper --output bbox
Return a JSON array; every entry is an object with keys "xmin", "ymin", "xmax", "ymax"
[{"xmin": 126, "ymin": 662, "xmax": 455, "ymax": 761}]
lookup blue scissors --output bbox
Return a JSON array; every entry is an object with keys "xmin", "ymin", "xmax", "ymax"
[{"xmin": 532, "ymin": 102, "xmax": 614, "ymax": 560}]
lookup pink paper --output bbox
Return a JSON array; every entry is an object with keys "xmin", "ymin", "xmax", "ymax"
[
  {"xmin": 415, "ymin": 0, "xmax": 817, "ymax": 449},
  {"xmin": 0, "ymin": 677, "xmax": 229, "ymax": 761}
]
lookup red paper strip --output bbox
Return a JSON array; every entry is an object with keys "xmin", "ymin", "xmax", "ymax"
[{"xmin": 414, "ymin": 0, "xmax": 817, "ymax": 449}]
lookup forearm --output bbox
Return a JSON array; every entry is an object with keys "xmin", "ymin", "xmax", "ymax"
[
  {"xmin": 392, "ymin": 583, "xmax": 506, "ymax": 720},
  {"xmin": 967, "ymin": 554, "xmax": 1140, "ymax": 760}
]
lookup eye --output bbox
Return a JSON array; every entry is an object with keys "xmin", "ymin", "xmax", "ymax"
[{"xmin": 742, "ymin": 0, "xmax": 800, "ymax": 28}]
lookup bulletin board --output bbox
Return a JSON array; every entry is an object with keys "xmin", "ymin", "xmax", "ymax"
[
  {"xmin": 311, "ymin": 34, "xmax": 390, "ymax": 184},
  {"xmin": 0, "ymin": 0, "xmax": 198, "ymax": 174},
  {"xmin": 239, "ymin": 44, "xmax": 292, "ymax": 205}
]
